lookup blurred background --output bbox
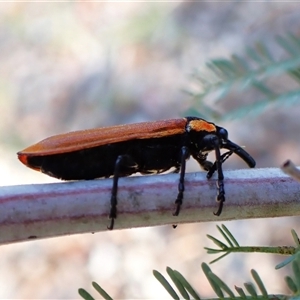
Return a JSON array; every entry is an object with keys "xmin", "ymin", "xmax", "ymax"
[{"xmin": 1, "ymin": 2, "xmax": 300, "ymax": 298}]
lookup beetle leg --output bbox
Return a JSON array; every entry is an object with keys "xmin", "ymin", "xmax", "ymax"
[
  {"xmin": 107, "ymin": 155, "xmax": 136, "ymax": 230},
  {"xmin": 210, "ymin": 138, "xmax": 226, "ymax": 216},
  {"xmin": 173, "ymin": 146, "xmax": 190, "ymax": 217},
  {"xmin": 206, "ymin": 150, "xmax": 234, "ymax": 179}
]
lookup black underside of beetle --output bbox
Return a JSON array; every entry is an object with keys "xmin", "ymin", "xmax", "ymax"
[{"xmin": 26, "ymin": 134, "xmax": 194, "ymax": 180}]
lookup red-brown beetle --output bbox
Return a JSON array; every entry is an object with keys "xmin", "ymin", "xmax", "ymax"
[{"xmin": 18, "ymin": 116, "xmax": 256, "ymax": 229}]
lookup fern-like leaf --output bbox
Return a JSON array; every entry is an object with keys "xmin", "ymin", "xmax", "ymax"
[{"xmin": 187, "ymin": 33, "xmax": 300, "ymax": 120}]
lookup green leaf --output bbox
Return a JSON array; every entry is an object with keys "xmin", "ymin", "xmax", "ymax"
[
  {"xmin": 293, "ymin": 255, "xmax": 300, "ymax": 289},
  {"xmin": 251, "ymin": 269, "xmax": 268, "ymax": 297},
  {"xmin": 223, "ymin": 88, "xmax": 300, "ymax": 120},
  {"xmin": 166, "ymin": 267, "xmax": 189, "ymax": 300},
  {"xmin": 235, "ymin": 286, "xmax": 247, "ymax": 299},
  {"xmin": 78, "ymin": 288, "xmax": 95, "ymax": 300},
  {"xmin": 204, "ymin": 247, "xmax": 224, "ymax": 254},
  {"xmin": 153, "ymin": 270, "xmax": 179, "ymax": 300},
  {"xmin": 232, "ymin": 54, "xmax": 250, "ymax": 74},
  {"xmin": 221, "ymin": 224, "xmax": 240, "ymax": 247},
  {"xmin": 206, "ymin": 234, "xmax": 228, "ymax": 249},
  {"xmin": 173, "ymin": 270, "xmax": 201, "ymax": 300},
  {"xmin": 292, "ymin": 230, "xmax": 300, "ymax": 247},
  {"xmin": 209, "ymin": 272, "xmax": 235, "ymax": 298},
  {"xmin": 209, "ymin": 251, "xmax": 231, "ymax": 264},
  {"xmin": 92, "ymin": 282, "xmax": 113, "ymax": 300},
  {"xmin": 276, "ymin": 254, "xmax": 297, "ymax": 269},
  {"xmin": 288, "ymin": 32, "xmax": 300, "ymax": 48},
  {"xmin": 201, "ymin": 263, "xmax": 224, "ymax": 298},
  {"xmin": 244, "ymin": 282, "xmax": 258, "ymax": 297},
  {"xmin": 288, "ymin": 68, "xmax": 300, "ymax": 84},
  {"xmin": 285, "ymin": 276, "xmax": 298, "ymax": 293},
  {"xmin": 276, "ymin": 35, "xmax": 299, "ymax": 56},
  {"xmin": 252, "ymin": 81, "xmax": 276, "ymax": 96},
  {"xmin": 255, "ymin": 41, "xmax": 274, "ymax": 62},
  {"xmin": 246, "ymin": 46, "xmax": 264, "ymax": 64}
]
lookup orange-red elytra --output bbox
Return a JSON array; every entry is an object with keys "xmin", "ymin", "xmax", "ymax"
[{"xmin": 18, "ymin": 116, "xmax": 256, "ymax": 230}]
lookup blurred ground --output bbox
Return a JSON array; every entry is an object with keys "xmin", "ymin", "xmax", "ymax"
[{"xmin": 1, "ymin": 2, "xmax": 300, "ymax": 298}]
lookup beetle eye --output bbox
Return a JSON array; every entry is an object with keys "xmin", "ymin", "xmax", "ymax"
[{"xmin": 218, "ymin": 128, "xmax": 228, "ymax": 140}]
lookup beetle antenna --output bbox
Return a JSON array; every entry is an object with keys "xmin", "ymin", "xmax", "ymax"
[{"xmin": 223, "ymin": 140, "xmax": 256, "ymax": 168}]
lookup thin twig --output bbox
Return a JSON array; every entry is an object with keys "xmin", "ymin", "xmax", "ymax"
[
  {"xmin": 281, "ymin": 159, "xmax": 300, "ymax": 182},
  {"xmin": 0, "ymin": 168, "xmax": 300, "ymax": 245}
]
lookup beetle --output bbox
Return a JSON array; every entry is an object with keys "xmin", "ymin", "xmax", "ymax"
[{"xmin": 17, "ymin": 116, "xmax": 256, "ymax": 230}]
